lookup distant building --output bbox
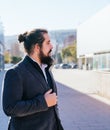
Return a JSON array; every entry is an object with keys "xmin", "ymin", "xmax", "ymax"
[
  {"xmin": 64, "ymin": 34, "xmax": 76, "ymax": 47},
  {"xmin": 77, "ymin": 4, "xmax": 110, "ymax": 71},
  {"xmin": 10, "ymin": 42, "xmax": 24, "ymax": 57},
  {"xmin": 0, "ymin": 19, "xmax": 4, "ymax": 70},
  {"xmin": 5, "ymin": 35, "xmax": 25, "ymax": 57},
  {"xmin": 49, "ymin": 29, "xmax": 76, "ymax": 63}
]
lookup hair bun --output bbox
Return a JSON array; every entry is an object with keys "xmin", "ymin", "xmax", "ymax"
[{"xmin": 18, "ymin": 32, "xmax": 28, "ymax": 43}]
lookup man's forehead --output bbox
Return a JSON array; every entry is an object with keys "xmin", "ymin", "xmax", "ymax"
[{"xmin": 43, "ymin": 33, "xmax": 50, "ymax": 41}]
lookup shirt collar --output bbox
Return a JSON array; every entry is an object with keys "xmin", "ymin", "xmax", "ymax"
[{"xmin": 29, "ymin": 56, "xmax": 47, "ymax": 70}]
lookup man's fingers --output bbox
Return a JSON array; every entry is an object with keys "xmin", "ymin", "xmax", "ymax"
[
  {"xmin": 44, "ymin": 90, "xmax": 57, "ymax": 107},
  {"xmin": 45, "ymin": 89, "xmax": 52, "ymax": 95}
]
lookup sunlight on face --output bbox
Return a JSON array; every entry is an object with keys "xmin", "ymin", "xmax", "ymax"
[{"xmin": 41, "ymin": 33, "xmax": 53, "ymax": 57}]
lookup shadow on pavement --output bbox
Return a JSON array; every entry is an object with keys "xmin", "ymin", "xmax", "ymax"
[{"xmin": 56, "ymin": 81, "xmax": 110, "ymax": 130}]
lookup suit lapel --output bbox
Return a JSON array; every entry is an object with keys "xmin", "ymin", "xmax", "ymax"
[
  {"xmin": 23, "ymin": 56, "xmax": 50, "ymax": 90},
  {"xmin": 49, "ymin": 70, "xmax": 57, "ymax": 93},
  {"xmin": 45, "ymin": 67, "xmax": 57, "ymax": 93}
]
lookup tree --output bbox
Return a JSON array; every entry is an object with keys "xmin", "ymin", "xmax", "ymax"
[
  {"xmin": 4, "ymin": 50, "xmax": 11, "ymax": 63},
  {"xmin": 11, "ymin": 56, "xmax": 22, "ymax": 64},
  {"xmin": 61, "ymin": 41, "xmax": 77, "ymax": 63}
]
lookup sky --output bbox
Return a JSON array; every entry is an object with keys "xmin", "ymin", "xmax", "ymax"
[{"xmin": 0, "ymin": 0, "xmax": 110, "ymax": 36}]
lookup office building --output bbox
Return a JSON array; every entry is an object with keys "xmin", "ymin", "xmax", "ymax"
[{"xmin": 77, "ymin": 4, "xmax": 110, "ymax": 71}]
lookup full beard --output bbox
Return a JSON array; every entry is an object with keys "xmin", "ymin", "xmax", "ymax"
[{"xmin": 39, "ymin": 49, "xmax": 54, "ymax": 66}]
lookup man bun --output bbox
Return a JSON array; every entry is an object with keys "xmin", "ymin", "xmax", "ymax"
[{"xmin": 18, "ymin": 32, "xmax": 28, "ymax": 43}]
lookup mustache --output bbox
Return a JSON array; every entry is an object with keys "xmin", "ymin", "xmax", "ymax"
[{"xmin": 48, "ymin": 49, "xmax": 52, "ymax": 54}]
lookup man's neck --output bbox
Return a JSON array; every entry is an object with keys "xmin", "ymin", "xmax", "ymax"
[{"xmin": 29, "ymin": 54, "xmax": 41, "ymax": 66}]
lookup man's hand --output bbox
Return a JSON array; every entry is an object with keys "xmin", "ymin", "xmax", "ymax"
[{"xmin": 44, "ymin": 89, "xmax": 57, "ymax": 107}]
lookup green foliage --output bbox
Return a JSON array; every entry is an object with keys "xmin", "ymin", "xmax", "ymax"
[
  {"xmin": 4, "ymin": 51, "xmax": 11, "ymax": 63},
  {"xmin": 11, "ymin": 56, "xmax": 22, "ymax": 64},
  {"xmin": 61, "ymin": 41, "xmax": 77, "ymax": 63}
]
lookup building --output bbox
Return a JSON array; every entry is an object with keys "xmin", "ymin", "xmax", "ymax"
[
  {"xmin": 77, "ymin": 4, "xmax": 110, "ymax": 71},
  {"xmin": 0, "ymin": 19, "xmax": 4, "ymax": 70},
  {"xmin": 64, "ymin": 34, "xmax": 76, "ymax": 47},
  {"xmin": 49, "ymin": 29, "xmax": 76, "ymax": 63},
  {"xmin": 5, "ymin": 35, "xmax": 25, "ymax": 57}
]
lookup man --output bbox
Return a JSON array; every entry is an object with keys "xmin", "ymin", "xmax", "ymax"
[{"xmin": 2, "ymin": 29, "xmax": 64, "ymax": 130}]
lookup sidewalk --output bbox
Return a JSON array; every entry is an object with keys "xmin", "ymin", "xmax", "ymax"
[
  {"xmin": 1, "ymin": 70, "xmax": 110, "ymax": 130},
  {"xmin": 53, "ymin": 69, "xmax": 110, "ymax": 130},
  {"xmin": 0, "ymin": 71, "xmax": 8, "ymax": 130},
  {"xmin": 57, "ymin": 82, "xmax": 110, "ymax": 130}
]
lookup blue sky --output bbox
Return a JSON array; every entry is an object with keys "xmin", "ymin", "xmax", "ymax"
[{"xmin": 0, "ymin": 0, "xmax": 110, "ymax": 35}]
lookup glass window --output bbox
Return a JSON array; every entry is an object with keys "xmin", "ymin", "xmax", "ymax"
[
  {"xmin": 101, "ymin": 54, "xmax": 106, "ymax": 69},
  {"xmin": 106, "ymin": 53, "xmax": 110, "ymax": 70},
  {"xmin": 93, "ymin": 55, "xmax": 98, "ymax": 69}
]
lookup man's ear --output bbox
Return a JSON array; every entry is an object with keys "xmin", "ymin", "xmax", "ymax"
[{"xmin": 34, "ymin": 44, "xmax": 40, "ymax": 52}]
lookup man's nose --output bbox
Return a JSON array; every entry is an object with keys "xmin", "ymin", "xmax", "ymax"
[{"xmin": 50, "ymin": 43, "xmax": 53, "ymax": 49}]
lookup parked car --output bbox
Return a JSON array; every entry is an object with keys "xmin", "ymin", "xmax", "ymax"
[
  {"xmin": 70, "ymin": 63, "xmax": 78, "ymax": 69},
  {"xmin": 54, "ymin": 64, "xmax": 60, "ymax": 69},
  {"xmin": 72, "ymin": 64, "xmax": 78, "ymax": 69},
  {"xmin": 60, "ymin": 63, "xmax": 71, "ymax": 69}
]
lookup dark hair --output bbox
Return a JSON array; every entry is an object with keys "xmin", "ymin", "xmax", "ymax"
[{"xmin": 18, "ymin": 29, "xmax": 48, "ymax": 54}]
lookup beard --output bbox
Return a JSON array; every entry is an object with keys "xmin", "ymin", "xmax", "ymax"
[{"xmin": 39, "ymin": 49, "xmax": 54, "ymax": 66}]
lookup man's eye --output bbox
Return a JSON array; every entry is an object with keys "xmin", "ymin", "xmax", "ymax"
[{"xmin": 47, "ymin": 42, "xmax": 50, "ymax": 45}]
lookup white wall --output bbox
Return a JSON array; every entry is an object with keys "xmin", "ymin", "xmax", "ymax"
[{"xmin": 77, "ymin": 4, "xmax": 110, "ymax": 57}]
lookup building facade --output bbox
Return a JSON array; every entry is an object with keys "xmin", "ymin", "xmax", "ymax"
[
  {"xmin": 77, "ymin": 4, "xmax": 110, "ymax": 71},
  {"xmin": 0, "ymin": 19, "xmax": 4, "ymax": 70}
]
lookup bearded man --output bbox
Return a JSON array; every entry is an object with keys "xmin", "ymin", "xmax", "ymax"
[{"xmin": 2, "ymin": 29, "xmax": 64, "ymax": 130}]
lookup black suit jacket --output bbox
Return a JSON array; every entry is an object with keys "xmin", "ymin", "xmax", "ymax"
[{"xmin": 2, "ymin": 56, "xmax": 63, "ymax": 130}]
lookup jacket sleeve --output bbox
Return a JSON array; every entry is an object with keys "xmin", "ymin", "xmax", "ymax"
[{"xmin": 2, "ymin": 69, "xmax": 48, "ymax": 117}]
